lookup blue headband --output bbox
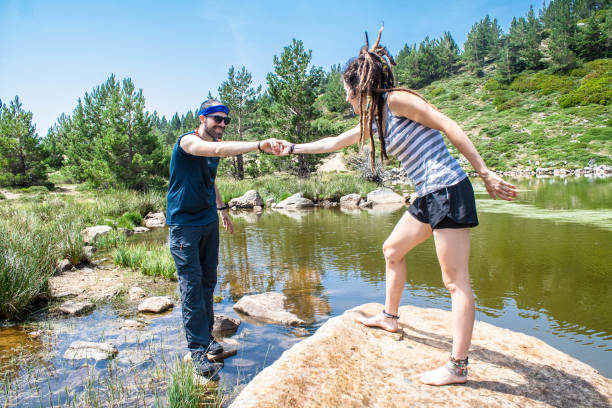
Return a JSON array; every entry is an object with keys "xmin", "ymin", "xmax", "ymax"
[{"xmin": 198, "ymin": 105, "xmax": 230, "ymax": 117}]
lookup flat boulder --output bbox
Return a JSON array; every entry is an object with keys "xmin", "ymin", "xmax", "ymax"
[
  {"xmin": 138, "ymin": 296, "xmax": 174, "ymax": 313},
  {"xmin": 275, "ymin": 193, "xmax": 315, "ymax": 209},
  {"xmin": 144, "ymin": 212, "xmax": 166, "ymax": 228},
  {"xmin": 229, "ymin": 303, "xmax": 612, "ymax": 408},
  {"xmin": 56, "ymin": 301, "xmax": 95, "ymax": 316},
  {"xmin": 339, "ymin": 194, "xmax": 362, "ymax": 208},
  {"xmin": 366, "ymin": 188, "xmax": 405, "ymax": 205},
  {"xmin": 228, "ymin": 190, "xmax": 264, "ymax": 208},
  {"xmin": 212, "ymin": 314, "xmax": 241, "ymax": 337},
  {"xmin": 63, "ymin": 341, "xmax": 118, "ymax": 361},
  {"xmin": 233, "ymin": 292, "xmax": 304, "ymax": 326},
  {"xmin": 81, "ymin": 225, "xmax": 112, "ymax": 244},
  {"xmin": 133, "ymin": 226, "xmax": 150, "ymax": 234},
  {"xmin": 184, "ymin": 338, "xmax": 240, "ymax": 363}
]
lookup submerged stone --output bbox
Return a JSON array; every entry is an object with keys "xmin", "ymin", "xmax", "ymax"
[
  {"xmin": 63, "ymin": 341, "xmax": 118, "ymax": 361},
  {"xmin": 229, "ymin": 303, "xmax": 612, "ymax": 408},
  {"xmin": 212, "ymin": 314, "xmax": 241, "ymax": 337},
  {"xmin": 56, "ymin": 301, "xmax": 95, "ymax": 316},
  {"xmin": 233, "ymin": 292, "xmax": 304, "ymax": 326},
  {"xmin": 137, "ymin": 296, "xmax": 174, "ymax": 313}
]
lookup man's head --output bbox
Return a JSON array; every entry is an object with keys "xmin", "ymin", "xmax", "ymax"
[{"xmin": 198, "ymin": 99, "xmax": 231, "ymax": 140}]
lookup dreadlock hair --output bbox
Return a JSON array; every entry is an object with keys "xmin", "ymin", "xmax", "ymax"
[{"xmin": 342, "ymin": 25, "xmax": 433, "ymax": 172}]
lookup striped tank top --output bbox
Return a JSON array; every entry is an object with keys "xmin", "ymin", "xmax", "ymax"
[{"xmin": 378, "ymin": 94, "xmax": 466, "ymax": 197}]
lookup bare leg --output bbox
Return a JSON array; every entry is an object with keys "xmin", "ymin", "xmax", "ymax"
[
  {"xmin": 357, "ymin": 212, "xmax": 431, "ymax": 332},
  {"xmin": 419, "ymin": 228, "xmax": 474, "ymax": 386}
]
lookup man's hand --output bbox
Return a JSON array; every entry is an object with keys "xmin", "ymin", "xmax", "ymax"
[
  {"xmin": 220, "ymin": 210, "xmax": 234, "ymax": 233},
  {"xmin": 258, "ymin": 138, "xmax": 284, "ymax": 155},
  {"xmin": 275, "ymin": 140, "xmax": 294, "ymax": 156}
]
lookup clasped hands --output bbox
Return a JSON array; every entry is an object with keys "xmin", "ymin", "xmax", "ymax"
[{"xmin": 257, "ymin": 139, "xmax": 295, "ymax": 156}]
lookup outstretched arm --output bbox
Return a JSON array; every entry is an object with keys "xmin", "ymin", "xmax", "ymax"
[
  {"xmin": 181, "ymin": 135, "xmax": 280, "ymax": 157},
  {"xmin": 278, "ymin": 125, "xmax": 361, "ymax": 155},
  {"xmin": 387, "ymin": 91, "xmax": 517, "ymax": 201}
]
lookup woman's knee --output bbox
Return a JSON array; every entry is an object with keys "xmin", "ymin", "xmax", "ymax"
[
  {"xmin": 441, "ymin": 270, "xmax": 472, "ymax": 295},
  {"xmin": 382, "ymin": 241, "xmax": 405, "ymax": 264}
]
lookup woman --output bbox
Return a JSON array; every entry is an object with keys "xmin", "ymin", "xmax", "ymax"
[{"xmin": 278, "ymin": 30, "xmax": 517, "ymax": 386}]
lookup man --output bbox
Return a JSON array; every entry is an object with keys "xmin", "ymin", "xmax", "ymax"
[{"xmin": 167, "ymin": 99, "xmax": 279, "ymax": 379}]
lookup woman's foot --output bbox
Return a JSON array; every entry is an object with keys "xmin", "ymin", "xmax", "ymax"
[
  {"xmin": 419, "ymin": 356, "xmax": 468, "ymax": 386},
  {"xmin": 356, "ymin": 310, "xmax": 399, "ymax": 333}
]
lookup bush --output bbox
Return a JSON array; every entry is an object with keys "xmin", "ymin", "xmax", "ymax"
[
  {"xmin": 0, "ymin": 192, "xmax": 5, "ymax": 200},
  {"xmin": 484, "ymin": 78, "xmax": 507, "ymax": 91},
  {"xmin": 428, "ymin": 86, "xmax": 445, "ymax": 97},
  {"xmin": 510, "ymin": 73, "xmax": 574, "ymax": 95},
  {"xmin": 558, "ymin": 73, "xmax": 612, "ymax": 108},
  {"xmin": 448, "ymin": 92, "xmax": 459, "ymax": 101},
  {"xmin": 20, "ymin": 185, "xmax": 50, "ymax": 194},
  {"xmin": 117, "ymin": 211, "xmax": 143, "ymax": 229}
]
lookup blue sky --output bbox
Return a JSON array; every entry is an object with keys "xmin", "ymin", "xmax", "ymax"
[{"xmin": 1, "ymin": 0, "xmax": 539, "ymax": 135}]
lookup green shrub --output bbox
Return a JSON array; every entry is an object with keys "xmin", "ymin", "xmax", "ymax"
[
  {"xmin": 0, "ymin": 192, "xmax": 5, "ymax": 200},
  {"xmin": 20, "ymin": 185, "xmax": 50, "ymax": 194},
  {"xmin": 510, "ymin": 73, "xmax": 574, "ymax": 95},
  {"xmin": 484, "ymin": 78, "xmax": 507, "ymax": 91},
  {"xmin": 558, "ymin": 73, "xmax": 612, "ymax": 108},
  {"xmin": 580, "ymin": 127, "xmax": 612, "ymax": 142},
  {"xmin": 448, "ymin": 92, "xmax": 459, "ymax": 101},
  {"xmin": 427, "ymin": 86, "xmax": 445, "ymax": 97},
  {"xmin": 117, "ymin": 211, "xmax": 143, "ymax": 229}
]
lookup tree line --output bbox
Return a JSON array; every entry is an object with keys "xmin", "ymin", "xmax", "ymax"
[{"xmin": 1, "ymin": 0, "xmax": 610, "ymax": 188}]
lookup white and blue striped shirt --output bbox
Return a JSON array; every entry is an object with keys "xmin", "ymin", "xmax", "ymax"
[{"xmin": 376, "ymin": 95, "xmax": 466, "ymax": 197}]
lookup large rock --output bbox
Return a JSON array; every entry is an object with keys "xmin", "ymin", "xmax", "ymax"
[
  {"xmin": 184, "ymin": 338, "xmax": 240, "ymax": 363},
  {"xmin": 339, "ymin": 194, "xmax": 362, "ymax": 208},
  {"xmin": 275, "ymin": 193, "xmax": 315, "ymax": 209},
  {"xmin": 138, "ymin": 296, "xmax": 174, "ymax": 313},
  {"xmin": 229, "ymin": 303, "xmax": 612, "ymax": 408},
  {"xmin": 144, "ymin": 212, "xmax": 166, "ymax": 228},
  {"xmin": 233, "ymin": 292, "xmax": 304, "ymax": 326},
  {"xmin": 228, "ymin": 190, "xmax": 264, "ymax": 208},
  {"xmin": 133, "ymin": 226, "xmax": 150, "ymax": 234},
  {"xmin": 212, "ymin": 314, "xmax": 241, "ymax": 337},
  {"xmin": 366, "ymin": 188, "xmax": 406, "ymax": 205},
  {"xmin": 56, "ymin": 301, "xmax": 95, "ymax": 316},
  {"xmin": 81, "ymin": 225, "xmax": 112, "ymax": 244},
  {"xmin": 63, "ymin": 341, "xmax": 118, "ymax": 361}
]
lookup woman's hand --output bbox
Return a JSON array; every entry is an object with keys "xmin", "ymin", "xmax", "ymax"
[
  {"xmin": 480, "ymin": 169, "xmax": 517, "ymax": 201},
  {"xmin": 220, "ymin": 210, "xmax": 234, "ymax": 233}
]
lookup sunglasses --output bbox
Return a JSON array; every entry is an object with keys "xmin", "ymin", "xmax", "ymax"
[{"xmin": 208, "ymin": 115, "xmax": 231, "ymax": 125}]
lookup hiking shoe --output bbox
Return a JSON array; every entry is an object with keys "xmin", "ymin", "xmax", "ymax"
[
  {"xmin": 191, "ymin": 351, "xmax": 221, "ymax": 380},
  {"xmin": 207, "ymin": 339, "xmax": 223, "ymax": 355}
]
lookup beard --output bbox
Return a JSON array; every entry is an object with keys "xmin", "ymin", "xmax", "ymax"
[{"xmin": 204, "ymin": 122, "xmax": 225, "ymax": 139}]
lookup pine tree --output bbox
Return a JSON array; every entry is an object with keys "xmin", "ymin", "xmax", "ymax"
[
  {"xmin": 265, "ymin": 39, "xmax": 324, "ymax": 177},
  {"xmin": 218, "ymin": 66, "xmax": 262, "ymax": 179},
  {"xmin": 0, "ymin": 96, "xmax": 48, "ymax": 186},
  {"xmin": 524, "ymin": 6, "xmax": 543, "ymax": 69},
  {"xmin": 321, "ymin": 64, "xmax": 351, "ymax": 113}
]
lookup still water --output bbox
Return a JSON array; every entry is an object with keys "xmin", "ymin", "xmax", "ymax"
[{"xmin": 1, "ymin": 176, "xmax": 610, "ymax": 406}]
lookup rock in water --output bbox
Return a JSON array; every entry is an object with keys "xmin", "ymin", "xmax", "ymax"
[
  {"xmin": 138, "ymin": 296, "xmax": 174, "ymax": 313},
  {"xmin": 233, "ymin": 292, "xmax": 304, "ymax": 326},
  {"xmin": 228, "ymin": 190, "xmax": 264, "ymax": 208},
  {"xmin": 339, "ymin": 194, "xmax": 362, "ymax": 208},
  {"xmin": 63, "ymin": 341, "xmax": 118, "ymax": 361},
  {"xmin": 275, "ymin": 193, "xmax": 315, "ymax": 209},
  {"xmin": 57, "ymin": 301, "xmax": 95, "ymax": 316},
  {"xmin": 366, "ymin": 188, "xmax": 405, "ymax": 205},
  {"xmin": 81, "ymin": 225, "xmax": 112, "ymax": 244},
  {"xmin": 229, "ymin": 303, "xmax": 612, "ymax": 408},
  {"xmin": 144, "ymin": 212, "xmax": 166, "ymax": 228},
  {"xmin": 212, "ymin": 314, "xmax": 241, "ymax": 337}
]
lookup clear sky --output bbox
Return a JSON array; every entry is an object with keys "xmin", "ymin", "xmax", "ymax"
[{"xmin": 1, "ymin": 0, "xmax": 539, "ymax": 136}]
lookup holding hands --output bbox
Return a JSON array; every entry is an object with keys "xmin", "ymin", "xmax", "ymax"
[{"xmin": 257, "ymin": 139, "xmax": 294, "ymax": 156}]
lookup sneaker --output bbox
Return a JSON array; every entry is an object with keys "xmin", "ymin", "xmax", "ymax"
[
  {"xmin": 207, "ymin": 339, "xmax": 223, "ymax": 355},
  {"xmin": 191, "ymin": 351, "xmax": 221, "ymax": 380}
]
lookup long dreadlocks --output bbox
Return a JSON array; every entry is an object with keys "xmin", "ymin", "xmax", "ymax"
[{"xmin": 342, "ymin": 25, "xmax": 431, "ymax": 172}]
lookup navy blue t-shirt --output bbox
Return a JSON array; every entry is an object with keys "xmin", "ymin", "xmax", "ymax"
[{"xmin": 166, "ymin": 133, "xmax": 219, "ymax": 226}]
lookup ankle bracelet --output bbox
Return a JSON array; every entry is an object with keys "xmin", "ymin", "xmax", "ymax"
[
  {"xmin": 382, "ymin": 309, "xmax": 399, "ymax": 320},
  {"xmin": 447, "ymin": 355, "xmax": 469, "ymax": 377}
]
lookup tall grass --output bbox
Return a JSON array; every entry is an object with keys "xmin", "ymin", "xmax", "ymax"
[
  {"xmin": 167, "ymin": 358, "xmax": 225, "ymax": 408},
  {"xmin": 217, "ymin": 173, "xmax": 378, "ymax": 203},
  {"xmin": 114, "ymin": 243, "xmax": 176, "ymax": 280}
]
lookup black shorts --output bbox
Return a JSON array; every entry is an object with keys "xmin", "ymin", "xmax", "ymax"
[{"xmin": 407, "ymin": 177, "xmax": 479, "ymax": 230}]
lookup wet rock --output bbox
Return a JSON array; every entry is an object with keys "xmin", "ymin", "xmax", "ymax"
[
  {"xmin": 253, "ymin": 205, "xmax": 263, "ymax": 213},
  {"xmin": 366, "ymin": 188, "xmax": 405, "ymax": 205},
  {"xmin": 358, "ymin": 200, "xmax": 373, "ymax": 209},
  {"xmin": 90, "ymin": 287, "xmax": 120, "ymax": 302},
  {"xmin": 275, "ymin": 193, "xmax": 315, "ymax": 209},
  {"xmin": 228, "ymin": 190, "xmax": 264, "ymax": 208},
  {"xmin": 120, "ymin": 319, "xmax": 148, "ymax": 330},
  {"xmin": 83, "ymin": 246, "xmax": 97, "ymax": 262},
  {"xmin": 138, "ymin": 296, "xmax": 174, "ymax": 313},
  {"xmin": 233, "ymin": 292, "xmax": 304, "ymax": 326},
  {"xmin": 144, "ymin": 212, "xmax": 166, "ymax": 228},
  {"xmin": 339, "ymin": 194, "xmax": 362, "ymax": 208},
  {"xmin": 28, "ymin": 330, "xmax": 43, "ymax": 339},
  {"xmin": 63, "ymin": 341, "xmax": 118, "ymax": 361},
  {"xmin": 56, "ymin": 259, "xmax": 72, "ymax": 274},
  {"xmin": 129, "ymin": 287, "xmax": 146, "ymax": 301},
  {"xmin": 118, "ymin": 227, "xmax": 134, "ymax": 237},
  {"xmin": 133, "ymin": 226, "xmax": 150, "ymax": 234},
  {"xmin": 51, "ymin": 288, "xmax": 84, "ymax": 299},
  {"xmin": 212, "ymin": 314, "xmax": 241, "ymax": 337},
  {"xmin": 266, "ymin": 198, "xmax": 275, "ymax": 207},
  {"xmin": 319, "ymin": 199, "xmax": 338, "ymax": 208},
  {"xmin": 229, "ymin": 303, "xmax": 612, "ymax": 408},
  {"xmin": 81, "ymin": 225, "xmax": 112, "ymax": 244},
  {"xmin": 56, "ymin": 301, "xmax": 95, "ymax": 316}
]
